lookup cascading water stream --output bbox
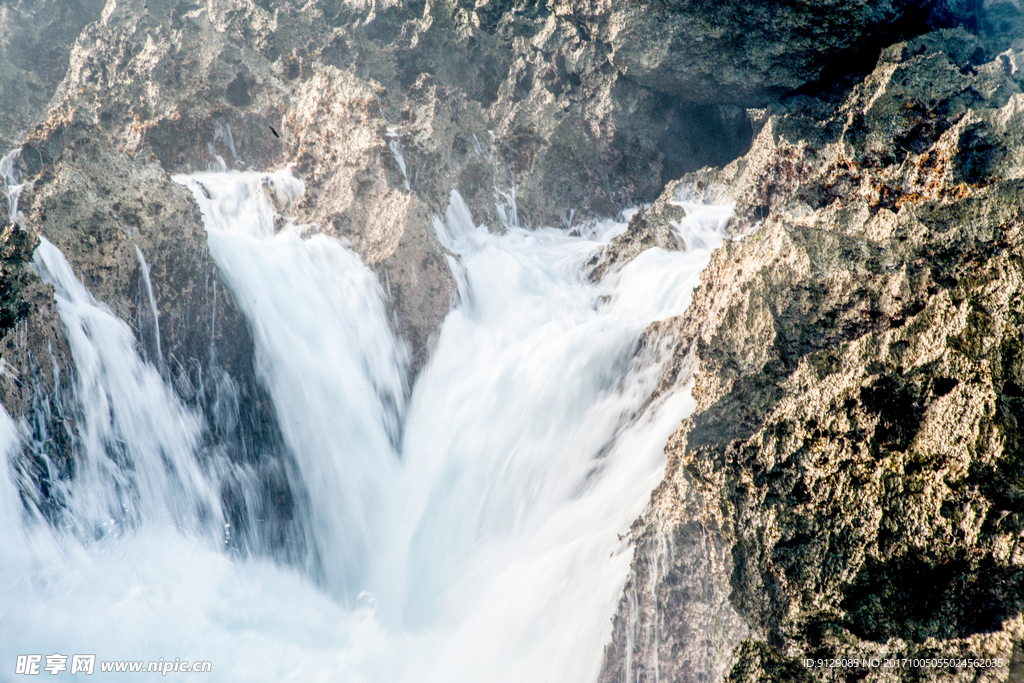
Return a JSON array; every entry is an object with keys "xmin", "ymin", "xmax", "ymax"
[
  {"xmin": 134, "ymin": 246, "xmax": 165, "ymax": 374},
  {"xmin": 0, "ymin": 167, "xmax": 732, "ymax": 682},
  {"xmin": 30, "ymin": 239, "xmax": 223, "ymax": 538},
  {"xmin": 174, "ymin": 169, "xmax": 409, "ymax": 602},
  {"xmin": 1, "ymin": 148, "xmax": 24, "ymax": 223}
]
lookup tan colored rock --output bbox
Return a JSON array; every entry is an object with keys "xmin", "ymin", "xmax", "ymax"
[{"xmin": 601, "ymin": 31, "xmax": 1024, "ymax": 683}]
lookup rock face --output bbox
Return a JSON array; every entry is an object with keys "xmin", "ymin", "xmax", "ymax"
[
  {"xmin": 1, "ymin": 0, "xmax": 759, "ymax": 369},
  {"xmin": 599, "ymin": 24, "xmax": 1024, "ymax": 683},
  {"xmin": 1, "ymin": 0, "xmax": 976, "ymax": 378},
  {"xmin": 0, "ymin": 0, "xmax": 107, "ymax": 147},
  {"xmin": 552, "ymin": 0, "xmax": 975, "ymax": 106},
  {"xmin": 3, "ymin": 118, "xmax": 298, "ymax": 549}
]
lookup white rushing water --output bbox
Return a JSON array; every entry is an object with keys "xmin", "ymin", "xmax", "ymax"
[
  {"xmin": 30, "ymin": 238, "xmax": 223, "ymax": 538},
  {"xmin": 1, "ymin": 148, "xmax": 24, "ymax": 224},
  {"xmin": 0, "ymin": 168, "xmax": 731, "ymax": 681}
]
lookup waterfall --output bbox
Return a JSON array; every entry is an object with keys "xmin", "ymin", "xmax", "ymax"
[
  {"xmin": 29, "ymin": 239, "xmax": 222, "ymax": 538},
  {"xmin": 0, "ymin": 168, "xmax": 731, "ymax": 682},
  {"xmin": 1, "ymin": 148, "xmax": 24, "ymax": 224},
  {"xmin": 134, "ymin": 245, "xmax": 165, "ymax": 373},
  {"xmin": 174, "ymin": 169, "xmax": 409, "ymax": 601}
]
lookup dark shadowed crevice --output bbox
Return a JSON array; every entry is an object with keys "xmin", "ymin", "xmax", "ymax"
[{"xmin": 841, "ymin": 555, "xmax": 1023, "ymax": 643}]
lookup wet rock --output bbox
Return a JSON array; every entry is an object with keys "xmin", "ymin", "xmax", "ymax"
[
  {"xmin": 2, "ymin": 117, "xmax": 300, "ymax": 555},
  {"xmin": 0, "ymin": 0, "xmax": 107, "ymax": 146},
  {"xmin": 3, "ymin": 0, "xmax": 761, "ymax": 369},
  {"xmin": 551, "ymin": 0, "xmax": 979, "ymax": 107},
  {"xmin": 601, "ymin": 29, "xmax": 1024, "ymax": 683}
]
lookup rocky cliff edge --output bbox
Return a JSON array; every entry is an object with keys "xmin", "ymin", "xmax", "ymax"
[{"xmin": 598, "ymin": 24, "xmax": 1024, "ymax": 683}]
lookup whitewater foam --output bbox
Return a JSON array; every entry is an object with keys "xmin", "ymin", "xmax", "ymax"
[
  {"xmin": 1, "ymin": 168, "xmax": 732, "ymax": 682},
  {"xmin": 2, "ymin": 148, "xmax": 24, "ymax": 224}
]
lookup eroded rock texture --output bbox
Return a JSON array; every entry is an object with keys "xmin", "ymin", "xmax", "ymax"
[
  {"xmin": 599, "ymin": 26, "xmax": 1024, "ymax": 683},
  {"xmin": 0, "ymin": 0, "xmax": 768, "ymax": 376},
  {"xmin": 2, "ymin": 0, "xmax": 982, "ymax": 381},
  {"xmin": 552, "ymin": 0, "xmax": 973, "ymax": 106},
  {"xmin": 0, "ymin": 0, "xmax": 107, "ymax": 147}
]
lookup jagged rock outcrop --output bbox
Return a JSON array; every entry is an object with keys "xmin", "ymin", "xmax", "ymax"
[
  {"xmin": 0, "ymin": 116, "xmax": 299, "ymax": 547},
  {"xmin": 0, "ymin": 0, "xmax": 107, "ymax": 147},
  {"xmin": 2, "ymin": 0, "xmax": 756, "ymax": 370},
  {"xmin": 551, "ymin": 0, "xmax": 977, "ymax": 106},
  {"xmin": 600, "ymin": 25, "xmax": 1024, "ymax": 683},
  {"xmin": 3, "ymin": 0, "xmax": 979, "ymax": 377}
]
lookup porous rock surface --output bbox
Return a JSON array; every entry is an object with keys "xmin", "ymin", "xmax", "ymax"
[
  {"xmin": 598, "ymin": 25, "xmax": 1024, "ymax": 683},
  {"xmin": 0, "ymin": 0, "xmax": 107, "ymax": 148},
  {"xmin": 0, "ymin": 0, "xmax": 763, "ymax": 377},
  {"xmin": 1, "ymin": 0, "xmax": 976, "ymax": 383},
  {"xmin": 551, "ymin": 0, "xmax": 973, "ymax": 106}
]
